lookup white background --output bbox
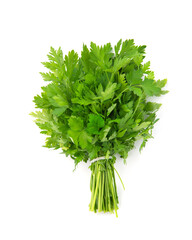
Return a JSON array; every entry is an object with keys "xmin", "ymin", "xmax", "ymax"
[{"xmin": 0, "ymin": 0, "xmax": 192, "ymax": 239}]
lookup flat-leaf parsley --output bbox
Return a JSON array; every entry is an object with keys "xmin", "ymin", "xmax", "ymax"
[{"xmin": 31, "ymin": 39, "xmax": 168, "ymax": 217}]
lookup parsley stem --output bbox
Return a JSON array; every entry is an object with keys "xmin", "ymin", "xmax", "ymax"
[
  {"xmin": 91, "ymin": 164, "xmax": 101, "ymax": 211},
  {"xmin": 132, "ymin": 96, "xmax": 142, "ymax": 117},
  {"xmin": 110, "ymin": 73, "xmax": 114, "ymax": 82},
  {"xmin": 108, "ymin": 169, "xmax": 118, "ymax": 217},
  {"xmin": 112, "ymin": 165, "xmax": 125, "ymax": 190},
  {"xmin": 105, "ymin": 71, "xmax": 110, "ymax": 82},
  {"xmin": 89, "ymin": 158, "xmax": 123, "ymax": 216}
]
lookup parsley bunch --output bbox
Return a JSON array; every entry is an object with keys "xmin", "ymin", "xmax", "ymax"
[{"xmin": 31, "ymin": 39, "xmax": 168, "ymax": 216}]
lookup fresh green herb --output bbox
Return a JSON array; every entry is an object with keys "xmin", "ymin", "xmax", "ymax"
[{"xmin": 31, "ymin": 39, "xmax": 168, "ymax": 217}]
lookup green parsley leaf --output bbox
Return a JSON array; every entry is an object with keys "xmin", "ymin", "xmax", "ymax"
[
  {"xmin": 145, "ymin": 102, "xmax": 162, "ymax": 112},
  {"xmin": 133, "ymin": 122, "xmax": 151, "ymax": 131},
  {"xmin": 96, "ymin": 82, "xmax": 117, "ymax": 102},
  {"xmin": 142, "ymin": 78, "xmax": 162, "ymax": 96},
  {"xmin": 107, "ymin": 103, "xmax": 117, "ymax": 116},
  {"xmin": 68, "ymin": 116, "xmax": 84, "ymax": 131},
  {"xmin": 79, "ymin": 131, "xmax": 92, "ymax": 149},
  {"xmin": 87, "ymin": 114, "xmax": 105, "ymax": 134},
  {"xmin": 114, "ymin": 39, "xmax": 122, "ymax": 56}
]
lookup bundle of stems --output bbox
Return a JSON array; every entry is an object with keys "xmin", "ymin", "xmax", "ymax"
[{"xmin": 89, "ymin": 158, "xmax": 125, "ymax": 217}]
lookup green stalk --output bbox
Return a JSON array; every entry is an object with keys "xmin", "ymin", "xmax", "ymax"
[
  {"xmin": 90, "ymin": 172, "xmax": 93, "ymax": 191},
  {"xmin": 89, "ymin": 165, "xmax": 96, "ymax": 211},
  {"xmin": 108, "ymin": 169, "xmax": 118, "ymax": 217},
  {"xmin": 112, "ymin": 166, "xmax": 125, "ymax": 190},
  {"xmin": 98, "ymin": 166, "xmax": 102, "ymax": 212},
  {"xmin": 106, "ymin": 168, "xmax": 111, "ymax": 212},
  {"xmin": 91, "ymin": 165, "xmax": 101, "ymax": 211},
  {"xmin": 101, "ymin": 171, "xmax": 105, "ymax": 210},
  {"xmin": 112, "ymin": 168, "xmax": 118, "ymax": 201},
  {"xmin": 89, "ymin": 158, "xmax": 124, "ymax": 217}
]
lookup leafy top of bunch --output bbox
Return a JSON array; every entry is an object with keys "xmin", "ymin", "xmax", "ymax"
[{"xmin": 31, "ymin": 39, "xmax": 168, "ymax": 166}]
